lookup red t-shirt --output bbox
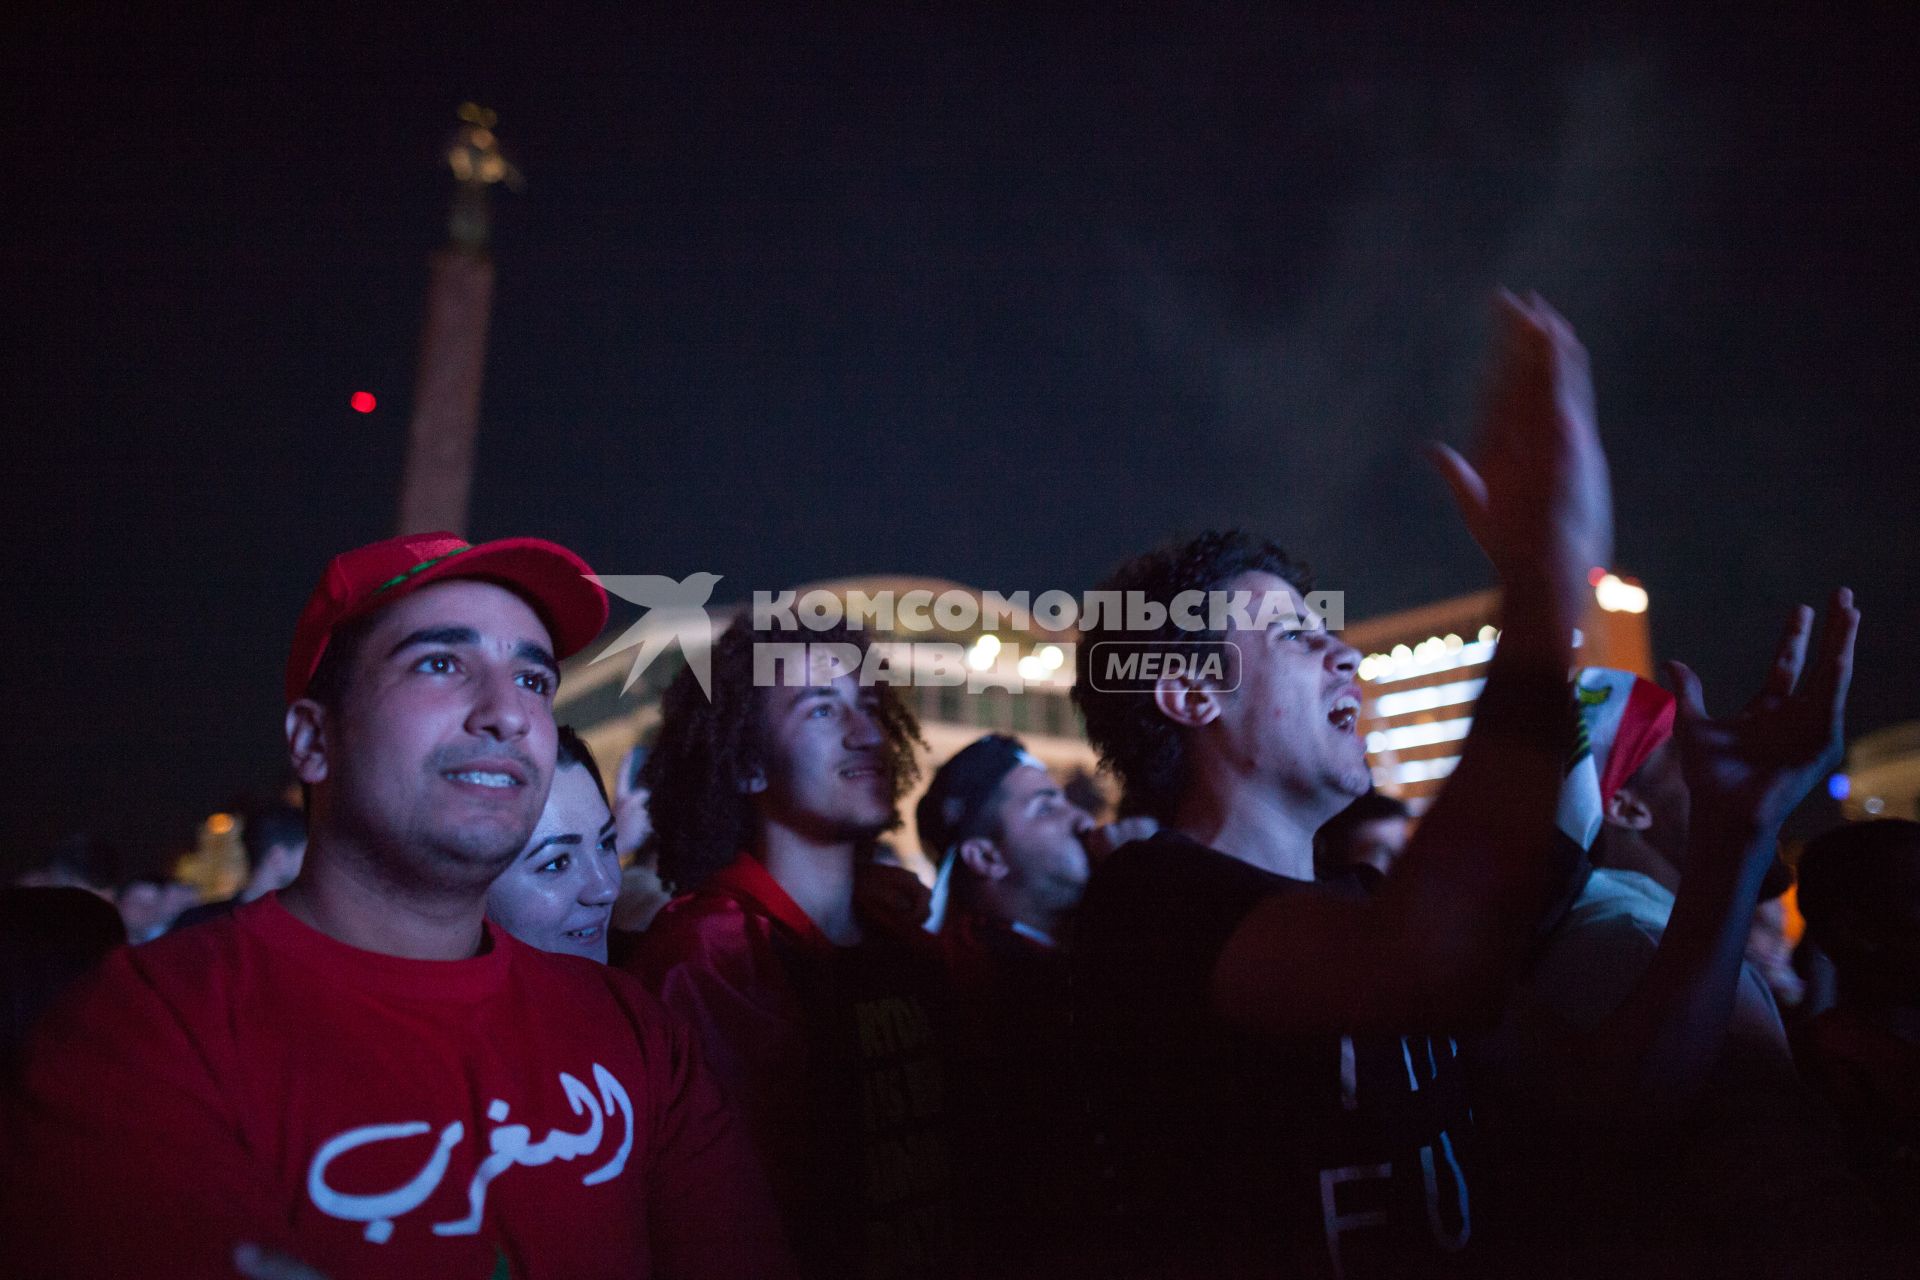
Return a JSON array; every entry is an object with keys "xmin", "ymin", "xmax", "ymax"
[
  {"xmin": 625, "ymin": 855, "xmax": 956, "ymax": 1280},
  {"xmin": 2, "ymin": 893, "xmax": 793, "ymax": 1280}
]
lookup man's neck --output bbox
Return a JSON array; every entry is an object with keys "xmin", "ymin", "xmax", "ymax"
[
  {"xmin": 757, "ymin": 825, "xmax": 862, "ymax": 946},
  {"xmin": 1595, "ymin": 832, "xmax": 1682, "ymax": 895},
  {"xmin": 1173, "ymin": 765, "xmax": 1329, "ymax": 881},
  {"xmin": 279, "ymin": 835, "xmax": 488, "ymax": 961}
]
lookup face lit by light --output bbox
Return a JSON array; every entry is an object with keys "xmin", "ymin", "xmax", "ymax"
[{"xmin": 486, "ymin": 764, "xmax": 619, "ymax": 963}]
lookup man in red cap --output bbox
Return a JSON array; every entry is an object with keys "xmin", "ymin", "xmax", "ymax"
[{"xmin": 3, "ymin": 532, "xmax": 793, "ymax": 1280}]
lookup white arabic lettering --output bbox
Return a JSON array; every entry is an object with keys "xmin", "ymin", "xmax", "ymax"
[
  {"xmin": 308, "ymin": 1121, "xmax": 465, "ymax": 1243},
  {"xmin": 306, "ymin": 1062, "xmax": 635, "ymax": 1245}
]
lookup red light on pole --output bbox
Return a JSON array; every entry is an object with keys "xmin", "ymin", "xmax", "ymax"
[{"xmin": 350, "ymin": 391, "xmax": 377, "ymax": 414}]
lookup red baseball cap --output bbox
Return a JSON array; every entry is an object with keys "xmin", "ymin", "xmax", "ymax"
[{"xmin": 285, "ymin": 531, "xmax": 610, "ymax": 704}]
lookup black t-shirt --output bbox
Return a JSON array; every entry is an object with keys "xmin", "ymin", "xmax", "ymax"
[
  {"xmin": 781, "ymin": 924, "xmax": 958, "ymax": 1280},
  {"xmin": 1072, "ymin": 831, "xmax": 1480, "ymax": 1280}
]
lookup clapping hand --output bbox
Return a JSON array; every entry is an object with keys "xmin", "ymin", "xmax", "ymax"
[
  {"xmin": 1668, "ymin": 588, "xmax": 1860, "ymax": 843},
  {"xmin": 1431, "ymin": 292, "xmax": 1614, "ymax": 627}
]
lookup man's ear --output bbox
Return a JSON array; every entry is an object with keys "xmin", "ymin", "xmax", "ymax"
[
  {"xmin": 958, "ymin": 837, "xmax": 1009, "ymax": 882},
  {"xmin": 1152, "ymin": 671, "xmax": 1224, "ymax": 730},
  {"xmin": 286, "ymin": 700, "xmax": 330, "ymax": 786},
  {"xmin": 1604, "ymin": 785, "xmax": 1654, "ymax": 832}
]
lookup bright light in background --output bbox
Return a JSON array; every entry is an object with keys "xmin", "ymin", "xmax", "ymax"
[
  {"xmin": 206, "ymin": 812, "xmax": 234, "ymax": 835},
  {"xmin": 1039, "ymin": 644, "xmax": 1065, "ymax": 671},
  {"xmin": 1594, "ymin": 572, "xmax": 1649, "ymax": 613},
  {"xmin": 1017, "ymin": 654, "xmax": 1048, "ymax": 681},
  {"xmin": 1826, "ymin": 773, "xmax": 1850, "ymax": 801},
  {"xmin": 1864, "ymin": 796, "xmax": 1885, "ymax": 815},
  {"xmin": 350, "ymin": 391, "xmax": 377, "ymax": 414},
  {"xmin": 966, "ymin": 633, "xmax": 1001, "ymax": 671}
]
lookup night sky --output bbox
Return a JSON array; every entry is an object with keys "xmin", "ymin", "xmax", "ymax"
[{"xmin": 6, "ymin": 5, "xmax": 1917, "ymax": 875}]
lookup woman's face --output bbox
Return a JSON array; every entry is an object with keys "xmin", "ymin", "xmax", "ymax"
[{"xmin": 485, "ymin": 765, "xmax": 619, "ymax": 962}]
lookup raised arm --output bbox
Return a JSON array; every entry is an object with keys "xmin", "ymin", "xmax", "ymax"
[
  {"xmin": 1563, "ymin": 591, "xmax": 1858, "ymax": 1120},
  {"xmin": 1213, "ymin": 292, "xmax": 1612, "ymax": 1034}
]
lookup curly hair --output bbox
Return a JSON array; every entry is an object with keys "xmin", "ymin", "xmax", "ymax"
[
  {"xmin": 642, "ymin": 614, "xmax": 924, "ymax": 894},
  {"xmin": 1071, "ymin": 530, "xmax": 1311, "ymax": 824}
]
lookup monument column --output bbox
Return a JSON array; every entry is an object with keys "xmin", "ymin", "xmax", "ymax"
[{"xmin": 396, "ymin": 103, "xmax": 520, "ymax": 537}]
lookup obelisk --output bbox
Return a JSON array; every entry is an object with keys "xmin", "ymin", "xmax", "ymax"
[{"xmin": 396, "ymin": 104, "xmax": 521, "ymax": 537}]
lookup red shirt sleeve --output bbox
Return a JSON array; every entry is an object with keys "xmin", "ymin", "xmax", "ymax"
[{"xmin": 3, "ymin": 944, "xmax": 290, "ymax": 1279}]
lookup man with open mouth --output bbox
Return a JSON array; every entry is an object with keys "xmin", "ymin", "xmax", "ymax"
[
  {"xmin": 1063, "ymin": 295, "xmax": 1606, "ymax": 1279},
  {"xmin": 4, "ymin": 531, "xmax": 791, "ymax": 1279}
]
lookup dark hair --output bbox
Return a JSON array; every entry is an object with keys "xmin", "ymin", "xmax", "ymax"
[
  {"xmin": 1, "ymin": 887, "xmax": 127, "ymax": 1085},
  {"xmin": 1072, "ymin": 530, "xmax": 1312, "ymax": 823},
  {"xmin": 642, "ymin": 614, "xmax": 923, "ymax": 894},
  {"xmin": 18, "ymin": 833, "xmax": 117, "ymax": 893},
  {"xmin": 556, "ymin": 725, "xmax": 608, "ymax": 807},
  {"xmin": 240, "ymin": 803, "xmax": 306, "ymax": 875},
  {"xmin": 304, "ymin": 611, "xmax": 377, "ymax": 710}
]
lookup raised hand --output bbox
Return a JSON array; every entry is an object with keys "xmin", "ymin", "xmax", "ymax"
[
  {"xmin": 1668, "ymin": 588, "xmax": 1860, "ymax": 841},
  {"xmin": 1430, "ymin": 292, "xmax": 1614, "ymax": 625}
]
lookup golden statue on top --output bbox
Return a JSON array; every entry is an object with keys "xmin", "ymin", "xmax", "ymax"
[{"xmin": 445, "ymin": 103, "xmax": 522, "ymax": 250}]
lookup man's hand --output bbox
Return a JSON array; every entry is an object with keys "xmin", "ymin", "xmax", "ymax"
[
  {"xmin": 1669, "ymin": 588, "xmax": 1859, "ymax": 844},
  {"xmin": 1430, "ymin": 292, "xmax": 1614, "ymax": 628}
]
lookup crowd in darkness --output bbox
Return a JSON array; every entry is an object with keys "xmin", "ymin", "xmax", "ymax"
[{"xmin": 4, "ymin": 296, "xmax": 1918, "ymax": 1279}]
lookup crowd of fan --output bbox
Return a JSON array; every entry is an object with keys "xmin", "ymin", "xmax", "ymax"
[{"xmin": 3, "ymin": 296, "xmax": 1915, "ymax": 1278}]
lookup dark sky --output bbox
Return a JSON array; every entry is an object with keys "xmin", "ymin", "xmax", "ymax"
[{"xmin": 5, "ymin": 5, "xmax": 1917, "ymax": 874}]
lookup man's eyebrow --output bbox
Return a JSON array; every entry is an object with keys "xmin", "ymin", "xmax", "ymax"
[
  {"xmin": 522, "ymin": 832, "xmax": 583, "ymax": 861},
  {"xmin": 387, "ymin": 626, "xmax": 479, "ymax": 658},
  {"xmin": 514, "ymin": 640, "xmax": 559, "ymax": 675}
]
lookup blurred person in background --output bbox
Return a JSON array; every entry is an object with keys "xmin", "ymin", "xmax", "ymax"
[
  {"xmin": 174, "ymin": 802, "xmax": 308, "ymax": 931},
  {"xmin": 1796, "ymin": 818, "xmax": 1920, "ymax": 1234},
  {"xmin": 611, "ymin": 744, "xmax": 673, "ymax": 940},
  {"xmin": 0, "ymin": 886, "xmax": 125, "ymax": 1085},
  {"xmin": 113, "ymin": 869, "xmax": 202, "ymax": 943},
  {"xmin": 1313, "ymin": 790, "xmax": 1412, "ymax": 892}
]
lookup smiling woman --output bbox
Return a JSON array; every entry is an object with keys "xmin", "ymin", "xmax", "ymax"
[{"xmin": 485, "ymin": 728, "xmax": 620, "ymax": 964}]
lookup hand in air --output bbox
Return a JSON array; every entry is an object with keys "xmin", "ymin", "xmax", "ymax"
[
  {"xmin": 1430, "ymin": 291, "xmax": 1614, "ymax": 623},
  {"xmin": 1668, "ymin": 588, "xmax": 1859, "ymax": 842}
]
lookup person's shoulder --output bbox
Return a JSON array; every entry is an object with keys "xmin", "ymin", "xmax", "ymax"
[
  {"xmin": 1086, "ymin": 829, "xmax": 1280, "ymax": 909},
  {"xmin": 504, "ymin": 934, "xmax": 680, "ymax": 1022},
  {"xmin": 116, "ymin": 903, "xmax": 255, "ymax": 993},
  {"xmin": 625, "ymin": 889, "xmax": 775, "ymax": 986},
  {"xmin": 169, "ymin": 895, "xmax": 239, "ymax": 932},
  {"xmin": 25, "ymin": 908, "xmax": 255, "ymax": 1070}
]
